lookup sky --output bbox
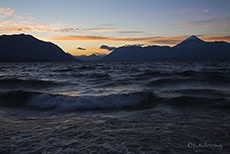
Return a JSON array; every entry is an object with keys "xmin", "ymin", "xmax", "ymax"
[{"xmin": 0, "ymin": 0, "xmax": 230, "ymax": 55}]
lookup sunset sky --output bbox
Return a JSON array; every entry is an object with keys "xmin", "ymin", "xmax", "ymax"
[{"xmin": 0, "ymin": 0, "xmax": 230, "ymax": 55}]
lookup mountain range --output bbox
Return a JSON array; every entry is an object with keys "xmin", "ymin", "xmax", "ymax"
[
  {"xmin": 0, "ymin": 34, "xmax": 229, "ymax": 62},
  {"xmin": 101, "ymin": 35, "xmax": 230, "ymax": 61},
  {"xmin": 0, "ymin": 34, "xmax": 78, "ymax": 62}
]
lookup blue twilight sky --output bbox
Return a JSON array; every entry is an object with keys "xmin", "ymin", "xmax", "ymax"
[{"xmin": 0, "ymin": 0, "xmax": 230, "ymax": 55}]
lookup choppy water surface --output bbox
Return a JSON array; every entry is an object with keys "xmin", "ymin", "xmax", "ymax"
[{"xmin": 0, "ymin": 61, "xmax": 230, "ymax": 153}]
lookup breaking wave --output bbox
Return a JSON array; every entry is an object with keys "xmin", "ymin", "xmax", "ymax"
[
  {"xmin": 0, "ymin": 91, "xmax": 156, "ymax": 111},
  {"xmin": 0, "ymin": 90, "xmax": 229, "ymax": 111}
]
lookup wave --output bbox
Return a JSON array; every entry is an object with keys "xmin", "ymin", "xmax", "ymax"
[
  {"xmin": 132, "ymin": 70, "xmax": 199, "ymax": 78},
  {"xmin": 169, "ymin": 89, "xmax": 230, "ymax": 98},
  {"xmin": 135, "ymin": 71, "xmax": 162, "ymax": 77},
  {"xmin": 0, "ymin": 78, "xmax": 61, "ymax": 88},
  {"xmin": 67, "ymin": 72, "xmax": 112, "ymax": 80},
  {"xmin": 167, "ymin": 96, "xmax": 230, "ymax": 109},
  {"xmin": 146, "ymin": 76, "xmax": 230, "ymax": 87},
  {"xmin": 133, "ymin": 70, "xmax": 230, "ymax": 83},
  {"xmin": 54, "ymin": 68, "xmax": 74, "ymax": 72},
  {"xmin": 53, "ymin": 65, "xmax": 96, "ymax": 72},
  {"xmin": 0, "ymin": 90, "xmax": 229, "ymax": 111},
  {"xmin": 88, "ymin": 73, "xmax": 111, "ymax": 79},
  {"xmin": 78, "ymin": 65, "xmax": 96, "ymax": 70},
  {"xmin": 0, "ymin": 90, "xmax": 157, "ymax": 111},
  {"xmin": 145, "ymin": 78, "xmax": 199, "ymax": 86},
  {"xmin": 176, "ymin": 70, "xmax": 199, "ymax": 77}
]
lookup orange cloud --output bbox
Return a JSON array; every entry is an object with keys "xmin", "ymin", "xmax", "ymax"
[
  {"xmin": 175, "ymin": 22, "xmax": 224, "ymax": 27},
  {"xmin": 0, "ymin": 8, "xmax": 119, "ymax": 34},
  {"xmin": 50, "ymin": 36, "xmax": 145, "ymax": 41},
  {"xmin": 0, "ymin": 27, "xmax": 31, "ymax": 31},
  {"xmin": 89, "ymin": 48, "xmax": 109, "ymax": 51},
  {"xmin": 0, "ymin": 20, "xmax": 79, "ymax": 33},
  {"xmin": 0, "ymin": 25, "xmax": 58, "ymax": 32},
  {"xmin": 49, "ymin": 35, "xmax": 187, "ymax": 45},
  {"xmin": 49, "ymin": 35, "xmax": 230, "ymax": 46},
  {"xmin": 0, "ymin": 7, "xmax": 14, "ymax": 18},
  {"xmin": 203, "ymin": 36, "xmax": 230, "ymax": 42},
  {"xmin": 203, "ymin": 8, "xmax": 210, "ymax": 13},
  {"xmin": 0, "ymin": 7, "xmax": 120, "ymax": 34},
  {"xmin": 0, "ymin": 21, "xmax": 118, "ymax": 33}
]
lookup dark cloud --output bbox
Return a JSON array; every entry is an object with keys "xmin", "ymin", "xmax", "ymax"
[
  {"xmin": 77, "ymin": 47, "xmax": 86, "ymax": 50},
  {"xmin": 59, "ymin": 28, "xmax": 79, "ymax": 32},
  {"xmin": 100, "ymin": 45, "xmax": 116, "ymax": 51}
]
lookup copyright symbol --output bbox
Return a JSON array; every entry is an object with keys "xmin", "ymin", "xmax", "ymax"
[{"xmin": 187, "ymin": 142, "xmax": 193, "ymax": 148}]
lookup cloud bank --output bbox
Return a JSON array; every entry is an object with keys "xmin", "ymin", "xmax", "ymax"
[
  {"xmin": 49, "ymin": 35, "xmax": 230, "ymax": 45},
  {"xmin": 49, "ymin": 35, "xmax": 186, "ymax": 45},
  {"xmin": 0, "ymin": 7, "xmax": 119, "ymax": 34}
]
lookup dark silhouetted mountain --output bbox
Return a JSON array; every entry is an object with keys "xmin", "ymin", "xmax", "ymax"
[
  {"xmin": 172, "ymin": 36, "xmax": 230, "ymax": 61},
  {"xmin": 75, "ymin": 53, "xmax": 106, "ymax": 61},
  {"xmin": 101, "ymin": 35, "xmax": 230, "ymax": 61},
  {"xmin": 0, "ymin": 34, "xmax": 79, "ymax": 62},
  {"xmin": 173, "ymin": 35, "xmax": 206, "ymax": 49},
  {"xmin": 101, "ymin": 45, "xmax": 171, "ymax": 61}
]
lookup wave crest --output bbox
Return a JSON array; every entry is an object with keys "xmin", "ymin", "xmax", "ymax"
[
  {"xmin": 0, "ymin": 91, "xmax": 157, "ymax": 111},
  {"xmin": 0, "ymin": 90, "xmax": 229, "ymax": 111}
]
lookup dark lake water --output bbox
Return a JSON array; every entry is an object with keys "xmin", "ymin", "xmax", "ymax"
[{"xmin": 0, "ymin": 61, "xmax": 229, "ymax": 153}]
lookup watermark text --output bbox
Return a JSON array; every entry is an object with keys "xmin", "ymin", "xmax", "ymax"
[{"xmin": 187, "ymin": 142, "xmax": 223, "ymax": 150}]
